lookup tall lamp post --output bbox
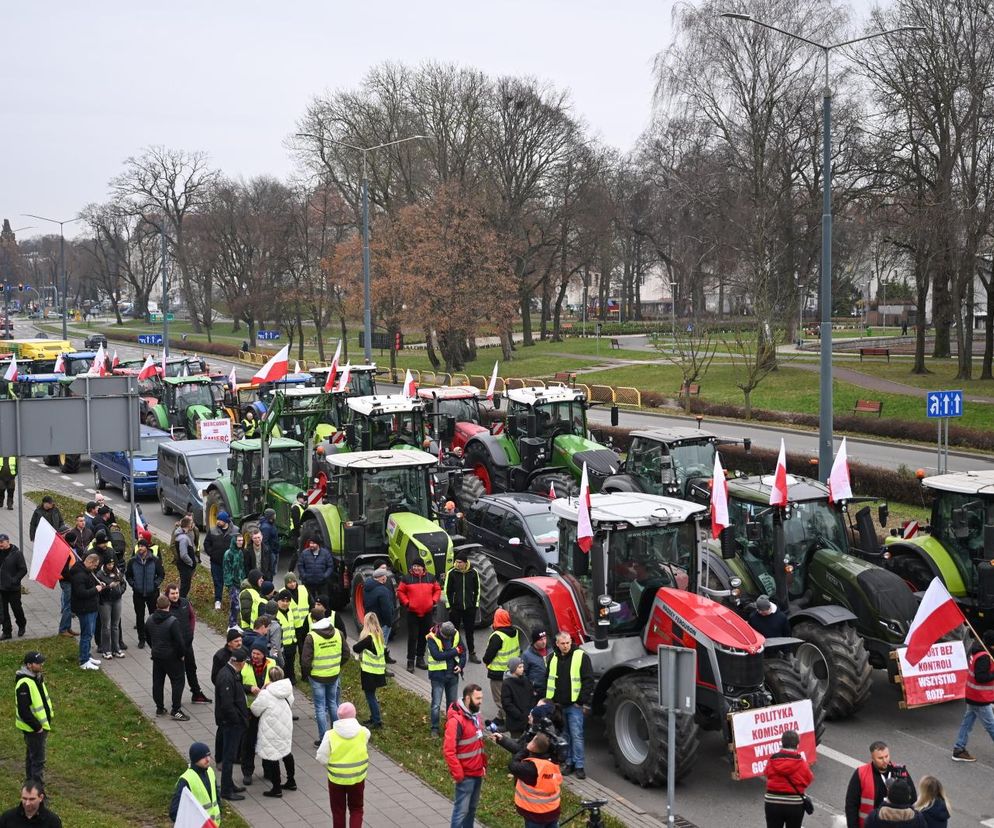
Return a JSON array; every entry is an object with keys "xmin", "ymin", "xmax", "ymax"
[
  {"xmin": 23, "ymin": 214, "xmax": 81, "ymax": 340},
  {"xmin": 296, "ymin": 133, "xmax": 425, "ymax": 364},
  {"xmin": 719, "ymin": 15, "xmax": 921, "ymax": 481}
]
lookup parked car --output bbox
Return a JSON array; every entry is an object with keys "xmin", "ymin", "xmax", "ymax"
[
  {"xmin": 463, "ymin": 493, "xmax": 559, "ymax": 578},
  {"xmin": 157, "ymin": 439, "xmax": 230, "ymax": 528},
  {"xmin": 83, "ymin": 333, "xmax": 108, "ymax": 349},
  {"xmin": 92, "ymin": 425, "xmax": 171, "ymax": 501}
]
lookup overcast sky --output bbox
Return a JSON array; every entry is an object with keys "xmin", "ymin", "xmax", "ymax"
[{"xmin": 5, "ymin": 1, "xmax": 877, "ymax": 241}]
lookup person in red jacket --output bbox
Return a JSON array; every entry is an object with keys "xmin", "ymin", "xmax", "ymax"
[
  {"xmin": 443, "ymin": 683, "xmax": 487, "ymax": 828},
  {"xmin": 398, "ymin": 561, "xmax": 440, "ymax": 672},
  {"xmin": 764, "ymin": 730, "xmax": 814, "ymax": 828}
]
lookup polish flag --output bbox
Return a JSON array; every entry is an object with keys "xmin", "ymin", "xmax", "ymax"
[
  {"xmin": 307, "ymin": 472, "xmax": 328, "ymax": 506},
  {"xmin": 251, "ymin": 344, "xmax": 290, "ymax": 385},
  {"xmin": 111, "ymin": 350, "xmax": 120, "ymax": 368},
  {"xmin": 137, "ymin": 356, "xmax": 158, "ymax": 381},
  {"xmin": 904, "ymin": 578, "xmax": 966, "ymax": 666},
  {"xmin": 133, "ymin": 508, "xmax": 148, "ymax": 539},
  {"xmin": 228, "ymin": 366, "xmax": 238, "ymax": 391},
  {"xmin": 769, "ymin": 439, "xmax": 789, "ymax": 508},
  {"xmin": 577, "ymin": 463, "xmax": 593, "ymax": 554},
  {"xmin": 548, "ymin": 481, "xmax": 556, "ymax": 500},
  {"xmin": 485, "ymin": 362, "xmax": 499, "ymax": 400},
  {"xmin": 53, "ymin": 353, "xmax": 65, "ymax": 374},
  {"xmin": 174, "ymin": 786, "xmax": 219, "ymax": 828},
  {"xmin": 3, "ymin": 356, "xmax": 18, "ymax": 383},
  {"xmin": 711, "ymin": 452, "xmax": 730, "ymax": 540},
  {"xmin": 903, "ymin": 520, "xmax": 920, "ymax": 539},
  {"xmin": 294, "ymin": 360, "xmax": 301, "ymax": 375},
  {"xmin": 402, "ymin": 369, "xmax": 416, "ymax": 399},
  {"xmin": 323, "ymin": 341, "xmax": 342, "ymax": 393},
  {"xmin": 92, "ymin": 344, "xmax": 107, "ymax": 376},
  {"xmin": 336, "ymin": 363, "xmax": 352, "ymax": 393},
  {"xmin": 29, "ymin": 518, "xmax": 75, "ymax": 589},
  {"xmin": 827, "ymin": 437, "xmax": 853, "ymax": 503}
]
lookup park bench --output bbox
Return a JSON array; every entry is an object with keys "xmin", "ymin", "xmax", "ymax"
[
  {"xmin": 853, "ymin": 399, "xmax": 883, "ymax": 417},
  {"xmin": 859, "ymin": 347, "xmax": 890, "ymax": 362},
  {"xmin": 610, "ymin": 338, "xmax": 622, "ymax": 350},
  {"xmin": 553, "ymin": 371, "xmax": 577, "ymax": 387},
  {"xmin": 677, "ymin": 382, "xmax": 701, "ymax": 397},
  {"xmin": 561, "ymin": 323, "xmax": 573, "ymax": 337}
]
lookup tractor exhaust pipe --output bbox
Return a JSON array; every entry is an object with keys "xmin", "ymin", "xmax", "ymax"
[
  {"xmin": 592, "ymin": 529, "xmax": 610, "ymax": 649},
  {"xmin": 772, "ymin": 511, "xmax": 789, "ymax": 609}
]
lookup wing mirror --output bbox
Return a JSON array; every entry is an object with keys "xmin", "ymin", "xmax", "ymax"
[
  {"xmin": 878, "ymin": 503, "xmax": 889, "ymax": 527},
  {"xmin": 746, "ymin": 521, "xmax": 763, "ymax": 542},
  {"xmin": 508, "ymin": 537, "xmax": 521, "ymax": 546},
  {"xmin": 226, "ymin": 456, "xmax": 236, "ymax": 471},
  {"xmin": 719, "ymin": 527, "xmax": 736, "ymax": 560},
  {"xmin": 492, "ymin": 396, "xmax": 501, "ymax": 410},
  {"xmin": 610, "ymin": 405, "xmax": 619, "ymax": 427}
]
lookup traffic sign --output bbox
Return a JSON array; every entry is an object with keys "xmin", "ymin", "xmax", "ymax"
[
  {"xmin": 926, "ymin": 389, "xmax": 964, "ymax": 418},
  {"xmin": 137, "ymin": 333, "xmax": 164, "ymax": 346},
  {"xmin": 149, "ymin": 313, "xmax": 175, "ymax": 322},
  {"xmin": 256, "ymin": 330, "xmax": 281, "ymax": 341}
]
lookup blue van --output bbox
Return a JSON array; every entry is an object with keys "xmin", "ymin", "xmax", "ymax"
[{"xmin": 91, "ymin": 425, "xmax": 172, "ymax": 500}]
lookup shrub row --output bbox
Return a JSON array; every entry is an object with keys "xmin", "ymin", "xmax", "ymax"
[{"xmin": 92, "ymin": 327, "xmax": 244, "ymax": 359}]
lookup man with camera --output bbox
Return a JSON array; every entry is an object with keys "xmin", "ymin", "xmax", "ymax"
[{"xmin": 844, "ymin": 741, "xmax": 911, "ymax": 828}]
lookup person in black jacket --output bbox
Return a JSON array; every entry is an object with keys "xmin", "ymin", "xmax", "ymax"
[
  {"xmin": 0, "ymin": 780, "xmax": 63, "ymax": 828},
  {"xmin": 0, "ymin": 534, "xmax": 28, "ymax": 639},
  {"xmin": 203, "ymin": 512, "xmax": 236, "ymax": 611},
  {"xmin": 165, "ymin": 584, "xmax": 210, "ymax": 705},
  {"xmin": 70, "ymin": 554, "xmax": 103, "ymax": 669},
  {"xmin": 212, "ymin": 629, "xmax": 245, "ymax": 685},
  {"xmin": 126, "ymin": 540, "xmax": 164, "ymax": 649},
  {"xmin": 144, "ymin": 595, "xmax": 189, "ymax": 721},
  {"xmin": 363, "ymin": 567, "xmax": 397, "ymax": 663},
  {"xmin": 501, "ymin": 658, "xmax": 534, "ymax": 738},
  {"xmin": 15, "ymin": 652, "xmax": 52, "ymax": 784},
  {"xmin": 845, "ymin": 741, "xmax": 911, "ymax": 828},
  {"xmin": 545, "ymin": 632, "xmax": 594, "ymax": 779},
  {"xmin": 28, "ymin": 497, "xmax": 62, "ymax": 542},
  {"xmin": 214, "ymin": 647, "xmax": 250, "ymax": 801},
  {"xmin": 747, "ymin": 595, "xmax": 792, "ymax": 645},
  {"xmin": 444, "ymin": 552, "xmax": 481, "ymax": 662}
]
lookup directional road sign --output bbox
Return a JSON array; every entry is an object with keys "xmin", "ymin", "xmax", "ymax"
[
  {"xmin": 926, "ymin": 389, "xmax": 964, "ymax": 419},
  {"xmin": 256, "ymin": 330, "xmax": 281, "ymax": 341},
  {"xmin": 137, "ymin": 333, "xmax": 164, "ymax": 345},
  {"xmin": 149, "ymin": 313, "xmax": 175, "ymax": 322}
]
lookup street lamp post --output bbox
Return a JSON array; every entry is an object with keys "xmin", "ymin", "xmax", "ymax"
[
  {"xmin": 296, "ymin": 133, "xmax": 425, "ymax": 364},
  {"xmin": 719, "ymin": 15, "xmax": 921, "ymax": 481},
  {"xmin": 23, "ymin": 214, "xmax": 81, "ymax": 340}
]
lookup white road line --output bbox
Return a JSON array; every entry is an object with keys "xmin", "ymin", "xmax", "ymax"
[
  {"xmin": 61, "ymin": 475, "xmax": 71, "ymax": 480},
  {"xmin": 27, "ymin": 458, "xmax": 40, "ymax": 464},
  {"xmin": 46, "ymin": 468, "xmax": 60, "ymax": 474},
  {"xmin": 818, "ymin": 745, "xmax": 862, "ymax": 770},
  {"xmin": 72, "ymin": 481, "xmax": 84, "ymax": 487}
]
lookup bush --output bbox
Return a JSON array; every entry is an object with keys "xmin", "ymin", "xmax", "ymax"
[{"xmin": 93, "ymin": 328, "xmax": 244, "ymax": 358}]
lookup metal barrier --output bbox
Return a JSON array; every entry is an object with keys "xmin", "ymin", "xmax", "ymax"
[
  {"xmin": 615, "ymin": 386, "xmax": 642, "ymax": 408},
  {"xmin": 588, "ymin": 384, "xmax": 616, "ymax": 403},
  {"xmin": 451, "ymin": 373, "xmax": 469, "ymax": 386},
  {"xmin": 522, "ymin": 379, "xmax": 547, "ymax": 389},
  {"xmin": 506, "ymin": 377, "xmax": 526, "ymax": 390},
  {"xmin": 576, "ymin": 382, "xmax": 592, "ymax": 399}
]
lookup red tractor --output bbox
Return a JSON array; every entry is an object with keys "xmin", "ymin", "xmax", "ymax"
[{"xmin": 497, "ymin": 491, "xmax": 823, "ymax": 785}]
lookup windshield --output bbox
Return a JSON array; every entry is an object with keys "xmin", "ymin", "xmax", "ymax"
[
  {"xmin": 932, "ymin": 492, "xmax": 994, "ymax": 591},
  {"xmin": 165, "ymin": 359, "xmax": 203, "ymax": 377},
  {"xmin": 22, "ymin": 382, "xmax": 58, "ymax": 398},
  {"xmin": 361, "ymin": 466, "xmax": 429, "ymax": 534},
  {"xmin": 359, "ymin": 410, "xmax": 425, "ymax": 450},
  {"xmin": 508, "ymin": 399, "xmax": 585, "ymax": 439},
  {"xmin": 524, "ymin": 511, "xmax": 559, "ymax": 546},
  {"xmin": 670, "ymin": 441, "xmax": 716, "ymax": 487},
  {"xmin": 186, "ymin": 453, "xmax": 226, "ymax": 480},
  {"xmin": 349, "ymin": 371, "xmax": 376, "ymax": 397},
  {"xmin": 137, "ymin": 435, "xmax": 168, "ymax": 458},
  {"xmin": 174, "ymin": 383, "xmax": 215, "ymax": 410},
  {"xmin": 266, "ymin": 448, "xmax": 307, "ymax": 486},
  {"xmin": 64, "ymin": 358, "xmax": 93, "ymax": 376},
  {"xmin": 436, "ymin": 397, "xmax": 481, "ymax": 424}
]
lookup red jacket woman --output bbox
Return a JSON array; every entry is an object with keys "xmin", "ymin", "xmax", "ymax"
[{"xmin": 764, "ymin": 730, "xmax": 814, "ymax": 828}]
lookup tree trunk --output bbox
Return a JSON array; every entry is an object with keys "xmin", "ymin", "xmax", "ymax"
[
  {"xmin": 519, "ymin": 289, "xmax": 534, "ymax": 347},
  {"xmin": 339, "ymin": 315, "xmax": 348, "ymax": 363},
  {"xmin": 932, "ymin": 261, "xmax": 952, "ymax": 358},
  {"xmin": 313, "ymin": 314, "xmax": 326, "ymax": 362},
  {"xmin": 424, "ymin": 327, "xmax": 441, "ymax": 371},
  {"xmin": 742, "ymin": 388, "xmax": 752, "ymax": 420},
  {"xmin": 552, "ymin": 280, "xmax": 569, "ymax": 342},
  {"xmin": 295, "ymin": 305, "xmax": 305, "ymax": 362},
  {"xmin": 982, "ymin": 276, "xmax": 993, "ymax": 380},
  {"xmin": 500, "ymin": 327, "xmax": 513, "ymax": 362}
]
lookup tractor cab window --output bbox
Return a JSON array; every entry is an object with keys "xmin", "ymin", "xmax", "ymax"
[
  {"xmin": 627, "ymin": 438, "xmax": 665, "ymax": 492},
  {"xmin": 727, "ymin": 500, "xmax": 778, "ymax": 596},
  {"xmin": 668, "ymin": 440, "xmax": 716, "ymax": 491},
  {"xmin": 22, "ymin": 382, "xmax": 56, "ymax": 399},
  {"xmin": 933, "ymin": 492, "xmax": 991, "ymax": 588},
  {"xmin": 533, "ymin": 401, "xmax": 585, "ymax": 439},
  {"xmin": 266, "ymin": 448, "xmax": 306, "ymax": 486},
  {"xmin": 435, "ymin": 397, "xmax": 481, "ymax": 424},
  {"xmin": 174, "ymin": 382, "xmax": 215, "ymax": 411},
  {"xmin": 359, "ymin": 411, "xmax": 424, "ymax": 450},
  {"xmin": 349, "ymin": 372, "xmax": 375, "ymax": 397}
]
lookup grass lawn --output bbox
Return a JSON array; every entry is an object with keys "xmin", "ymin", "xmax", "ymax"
[
  {"xmin": 846, "ymin": 359, "xmax": 994, "ymax": 398},
  {"xmin": 0, "ymin": 636, "xmax": 249, "ymax": 828}
]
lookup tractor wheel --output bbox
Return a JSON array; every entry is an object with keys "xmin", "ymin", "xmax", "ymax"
[
  {"xmin": 505, "ymin": 595, "xmax": 552, "ymax": 643},
  {"xmin": 93, "ymin": 465, "xmax": 106, "ymax": 490},
  {"xmin": 144, "ymin": 412, "xmax": 160, "ymax": 429},
  {"xmin": 451, "ymin": 474, "xmax": 485, "ymax": 512},
  {"xmin": 890, "ymin": 554, "xmax": 933, "ymax": 592},
  {"xmin": 159, "ymin": 489, "xmax": 174, "ymax": 516},
  {"xmin": 530, "ymin": 471, "xmax": 578, "ymax": 499},
  {"xmin": 43, "ymin": 455, "xmax": 58, "ymax": 467},
  {"xmin": 763, "ymin": 656, "xmax": 826, "ymax": 743},
  {"xmin": 350, "ymin": 563, "xmax": 385, "ymax": 632},
  {"xmin": 792, "ymin": 621, "xmax": 872, "ymax": 720},
  {"xmin": 605, "ymin": 671, "xmax": 700, "ymax": 786},
  {"xmin": 464, "ymin": 443, "xmax": 497, "ymax": 495},
  {"xmin": 59, "ymin": 454, "xmax": 80, "ymax": 473},
  {"xmin": 466, "ymin": 549, "xmax": 499, "ymax": 627},
  {"xmin": 203, "ymin": 490, "xmax": 230, "ymax": 534}
]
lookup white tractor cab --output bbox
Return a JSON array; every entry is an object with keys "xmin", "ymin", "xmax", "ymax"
[
  {"xmin": 496, "ymin": 490, "xmax": 821, "ymax": 785},
  {"xmin": 308, "ymin": 363, "xmax": 381, "ymax": 397},
  {"xmin": 343, "ymin": 394, "xmax": 427, "ymax": 452}
]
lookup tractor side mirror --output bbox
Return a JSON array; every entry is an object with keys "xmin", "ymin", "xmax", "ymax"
[
  {"xmin": 508, "ymin": 537, "xmax": 521, "ymax": 546},
  {"xmin": 743, "ymin": 438, "xmax": 752, "ymax": 453},
  {"xmin": 493, "ymin": 396, "xmax": 501, "ymax": 410},
  {"xmin": 719, "ymin": 527, "xmax": 736, "ymax": 560},
  {"xmin": 226, "ymin": 456, "xmax": 236, "ymax": 471},
  {"xmin": 439, "ymin": 415, "xmax": 456, "ymax": 443},
  {"xmin": 746, "ymin": 521, "xmax": 763, "ymax": 542},
  {"xmin": 347, "ymin": 492, "xmax": 362, "ymax": 519},
  {"xmin": 878, "ymin": 503, "xmax": 889, "ymax": 527},
  {"xmin": 952, "ymin": 508, "xmax": 970, "ymax": 538},
  {"xmin": 610, "ymin": 405, "xmax": 619, "ymax": 427},
  {"xmin": 984, "ymin": 523, "xmax": 994, "ymax": 554}
]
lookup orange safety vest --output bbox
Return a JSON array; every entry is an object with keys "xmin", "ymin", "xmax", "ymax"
[
  {"xmin": 856, "ymin": 763, "xmax": 876, "ymax": 828},
  {"xmin": 513, "ymin": 757, "xmax": 562, "ymax": 815},
  {"xmin": 966, "ymin": 651, "xmax": 994, "ymax": 703}
]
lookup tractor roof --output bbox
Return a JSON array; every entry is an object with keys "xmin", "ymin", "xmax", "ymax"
[
  {"xmin": 63, "ymin": 351, "xmax": 97, "ymax": 360},
  {"xmin": 922, "ymin": 470, "xmax": 994, "ymax": 495},
  {"xmin": 630, "ymin": 427, "xmax": 719, "ymax": 444},
  {"xmin": 506, "ymin": 385, "xmax": 583, "ymax": 406},
  {"xmin": 323, "ymin": 448, "xmax": 438, "ymax": 471},
  {"xmin": 418, "ymin": 385, "xmax": 480, "ymax": 401},
  {"xmin": 551, "ymin": 491, "xmax": 704, "ymax": 527},
  {"xmin": 311, "ymin": 363, "xmax": 378, "ymax": 374},
  {"xmin": 18, "ymin": 373, "xmax": 66, "ymax": 383},
  {"xmin": 347, "ymin": 394, "xmax": 423, "ymax": 415},
  {"xmin": 230, "ymin": 437, "xmax": 303, "ymax": 451},
  {"xmin": 281, "ymin": 387, "xmax": 337, "ymax": 399},
  {"xmin": 726, "ymin": 474, "xmax": 828, "ymax": 503},
  {"xmin": 162, "ymin": 375, "xmax": 212, "ymax": 385}
]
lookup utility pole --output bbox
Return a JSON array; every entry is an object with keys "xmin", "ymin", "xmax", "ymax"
[
  {"xmin": 22, "ymin": 214, "xmax": 80, "ymax": 339},
  {"xmin": 161, "ymin": 227, "xmax": 169, "ymax": 357}
]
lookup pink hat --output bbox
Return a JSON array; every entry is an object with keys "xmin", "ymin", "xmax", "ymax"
[{"xmin": 337, "ymin": 702, "xmax": 357, "ymax": 719}]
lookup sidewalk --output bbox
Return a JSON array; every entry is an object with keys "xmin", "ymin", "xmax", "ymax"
[{"xmin": 0, "ymin": 505, "xmax": 469, "ymax": 828}]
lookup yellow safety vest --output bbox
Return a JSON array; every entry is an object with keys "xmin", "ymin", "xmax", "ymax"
[
  {"xmin": 326, "ymin": 729, "xmax": 369, "ymax": 786},
  {"xmin": 180, "ymin": 767, "xmax": 221, "ymax": 825},
  {"xmin": 487, "ymin": 629, "xmax": 521, "ymax": 674},
  {"xmin": 426, "ymin": 631, "xmax": 460, "ymax": 672},
  {"xmin": 276, "ymin": 609, "xmax": 296, "ymax": 645},
  {"xmin": 289, "ymin": 584, "xmax": 309, "ymax": 629},
  {"xmin": 308, "ymin": 630, "xmax": 343, "ymax": 679},
  {"xmin": 240, "ymin": 658, "xmax": 275, "ymax": 706},
  {"xmin": 1, "ymin": 457, "xmax": 16, "ymax": 476},
  {"xmin": 242, "ymin": 587, "xmax": 266, "ymax": 626},
  {"xmin": 14, "ymin": 676, "xmax": 52, "ymax": 732},
  {"xmin": 360, "ymin": 635, "xmax": 386, "ymax": 675},
  {"xmin": 242, "ymin": 418, "xmax": 257, "ymax": 438},
  {"xmin": 546, "ymin": 649, "xmax": 584, "ymax": 703}
]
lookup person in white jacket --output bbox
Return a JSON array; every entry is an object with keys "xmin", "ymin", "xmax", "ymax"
[
  {"xmin": 251, "ymin": 666, "xmax": 296, "ymax": 797},
  {"xmin": 316, "ymin": 701, "xmax": 371, "ymax": 827}
]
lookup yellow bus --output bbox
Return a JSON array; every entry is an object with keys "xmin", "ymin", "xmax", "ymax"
[{"xmin": 0, "ymin": 339, "xmax": 75, "ymax": 364}]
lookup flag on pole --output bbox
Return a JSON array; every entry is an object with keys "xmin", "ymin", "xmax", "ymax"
[
  {"xmin": 174, "ymin": 786, "xmax": 219, "ymax": 828},
  {"xmin": 336, "ymin": 363, "xmax": 352, "ymax": 394},
  {"xmin": 111, "ymin": 350, "xmax": 120, "ymax": 369},
  {"xmin": 133, "ymin": 508, "xmax": 148, "ymax": 540},
  {"xmin": 485, "ymin": 362, "xmax": 499, "ymax": 400},
  {"xmin": 711, "ymin": 452, "xmax": 730, "ymax": 540},
  {"xmin": 251, "ymin": 344, "xmax": 290, "ymax": 385},
  {"xmin": 228, "ymin": 366, "xmax": 238, "ymax": 391},
  {"xmin": 29, "ymin": 518, "xmax": 74, "ymax": 589},
  {"xmin": 137, "ymin": 356, "xmax": 158, "ymax": 381},
  {"xmin": 3, "ymin": 356, "xmax": 18, "ymax": 383},
  {"xmin": 577, "ymin": 462, "xmax": 593, "ymax": 554},
  {"xmin": 548, "ymin": 481, "xmax": 556, "ymax": 500},
  {"xmin": 827, "ymin": 437, "xmax": 853, "ymax": 503},
  {"xmin": 294, "ymin": 360, "xmax": 301, "ymax": 375},
  {"xmin": 904, "ymin": 578, "xmax": 966, "ymax": 666},
  {"xmin": 92, "ymin": 344, "xmax": 107, "ymax": 376},
  {"xmin": 323, "ymin": 341, "xmax": 342, "ymax": 393},
  {"xmin": 53, "ymin": 353, "xmax": 64, "ymax": 374},
  {"xmin": 769, "ymin": 439, "xmax": 789, "ymax": 507},
  {"xmin": 402, "ymin": 369, "xmax": 416, "ymax": 399},
  {"xmin": 181, "ymin": 362, "xmax": 189, "ymax": 377}
]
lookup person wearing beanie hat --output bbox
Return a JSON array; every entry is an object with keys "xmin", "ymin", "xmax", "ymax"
[
  {"xmin": 211, "ymin": 629, "xmax": 244, "ymax": 687},
  {"xmin": 224, "ymin": 533, "xmax": 248, "ymax": 629},
  {"xmin": 203, "ymin": 508, "xmax": 236, "ymax": 612},
  {"xmin": 169, "ymin": 742, "xmax": 219, "ymax": 823},
  {"xmin": 259, "ymin": 508, "xmax": 279, "ymax": 581},
  {"xmin": 864, "ymin": 778, "xmax": 925, "ymax": 827},
  {"xmin": 521, "ymin": 629, "xmax": 549, "ymax": 703},
  {"xmin": 482, "ymin": 607, "xmax": 521, "ymax": 726},
  {"xmin": 274, "ymin": 590, "xmax": 298, "ymax": 684},
  {"xmin": 426, "ymin": 620, "xmax": 466, "ymax": 736},
  {"xmin": 501, "ymin": 656, "xmax": 533, "ymax": 738},
  {"xmin": 316, "ymin": 698, "xmax": 371, "ymax": 826},
  {"xmin": 362, "ymin": 568, "xmax": 397, "ymax": 666},
  {"xmin": 444, "ymin": 552, "xmax": 481, "ymax": 663}
]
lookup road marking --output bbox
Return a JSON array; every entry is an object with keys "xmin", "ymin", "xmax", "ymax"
[
  {"xmin": 61, "ymin": 475, "xmax": 71, "ymax": 481},
  {"xmin": 818, "ymin": 744, "xmax": 862, "ymax": 770},
  {"xmin": 28, "ymin": 458, "xmax": 40, "ymax": 464},
  {"xmin": 72, "ymin": 481, "xmax": 84, "ymax": 487},
  {"xmin": 46, "ymin": 468, "xmax": 59, "ymax": 474}
]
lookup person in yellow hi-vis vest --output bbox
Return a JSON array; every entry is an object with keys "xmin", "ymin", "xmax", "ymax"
[
  {"xmin": 169, "ymin": 742, "xmax": 221, "ymax": 825},
  {"xmin": 0, "ymin": 456, "xmax": 16, "ymax": 510},
  {"xmin": 315, "ymin": 701, "xmax": 370, "ymax": 828},
  {"xmin": 352, "ymin": 613, "xmax": 386, "ymax": 729},
  {"xmin": 15, "ymin": 651, "xmax": 52, "ymax": 783}
]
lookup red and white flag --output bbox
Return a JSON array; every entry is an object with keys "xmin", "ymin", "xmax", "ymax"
[
  {"xmin": 323, "ymin": 341, "xmax": 342, "ymax": 393},
  {"xmin": 228, "ymin": 366, "xmax": 238, "ymax": 391},
  {"xmin": 29, "ymin": 518, "xmax": 74, "ymax": 589},
  {"xmin": 174, "ymin": 786, "xmax": 218, "ymax": 828},
  {"xmin": 91, "ymin": 344, "xmax": 107, "ymax": 376},
  {"xmin": 827, "ymin": 437, "xmax": 853, "ymax": 503},
  {"xmin": 577, "ymin": 462, "xmax": 593, "ymax": 554},
  {"xmin": 336, "ymin": 363, "xmax": 352, "ymax": 393},
  {"xmin": 307, "ymin": 472, "xmax": 328, "ymax": 506},
  {"xmin": 548, "ymin": 481, "xmax": 556, "ymax": 500},
  {"xmin": 769, "ymin": 439, "xmax": 789, "ymax": 508},
  {"xmin": 485, "ymin": 362, "xmax": 499, "ymax": 400},
  {"xmin": 137, "ymin": 355, "xmax": 158, "ymax": 381},
  {"xmin": 133, "ymin": 508, "xmax": 147, "ymax": 540},
  {"xmin": 251, "ymin": 344, "xmax": 289, "ymax": 385},
  {"xmin": 711, "ymin": 452, "xmax": 730, "ymax": 540},
  {"xmin": 402, "ymin": 369, "xmax": 416, "ymax": 399},
  {"xmin": 904, "ymin": 578, "xmax": 966, "ymax": 666},
  {"xmin": 3, "ymin": 356, "xmax": 18, "ymax": 383},
  {"xmin": 903, "ymin": 520, "xmax": 920, "ymax": 539},
  {"xmin": 111, "ymin": 350, "xmax": 120, "ymax": 369},
  {"xmin": 53, "ymin": 353, "xmax": 64, "ymax": 374},
  {"xmin": 294, "ymin": 360, "xmax": 301, "ymax": 375}
]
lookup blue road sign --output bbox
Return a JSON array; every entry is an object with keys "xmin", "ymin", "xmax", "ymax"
[
  {"xmin": 256, "ymin": 330, "xmax": 281, "ymax": 341},
  {"xmin": 137, "ymin": 333, "xmax": 164, "ymax": 346},
  {"xmin": 926, "ymin": 389, "xmax": 964, "ymax": 418}
]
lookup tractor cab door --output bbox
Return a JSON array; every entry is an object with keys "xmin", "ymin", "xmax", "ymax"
[
  {"xmin": 235, "ymin": 451, "xmax": 265, "ymax": 515},
  {"xmin": 728, "ymin": 499, "xmax": 778, "ymax": 597},
  {"xmin": 627, "ymin": 437, "xmax": 665, "ymax": 494}
]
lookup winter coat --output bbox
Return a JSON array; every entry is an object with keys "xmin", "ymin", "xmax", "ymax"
[
  {"xmin": 296, "ymin": 545, "xmax": 335, "ymax": 585},
  {"xmin": 443, "ymin": 699, "xmax": 487, "ymax": 781},
  {"xmin": 260, "ymin": 517, "xmax": 279, "ymax": 557},
  {"xmin": 483, "ymin": 623, "xmax": 521, "ymax": 680},
  {"xmin": 14, "ymin": 665, "xmax": 52, "ymax": 732},
  {"xmin": 426, "ymin": 629, "xmax": 465, "ymax": 681},
  {"xmin": 918, "ymin": 798, "xmax": 949, "ymax": 828},
  {"xmin": 69, "ymin": 561, "xmax": 100, "ymax": 615},
  {"xmin": 168, "ymin": 598, "xmax": 196, "ymax": 646},
  {"xmin": 125, "ymin": 551, "xmax": 164, "ymax": 596},
  {"xmin": 203, "ymin": 524, "xmax": 235, "ymax": 566},
  {"xmin": 251, "ymin": 677, "xmax": 295, "ymax": 760},
  {"xmin": 501, "ymin": 673, "xmax": 535, "ymax": 734},
  {"xmin": 0, "ymin": 803, "xmax": 63, "ymax": 827},
  {"xmin": 444, "ymin": 565, "xmax": 480, "ymax": 611},
  {"xmin": 29, "ymin": 504, "xmax": 63, "ymax": 542},
  {"xmin": 864, "ymin": 807, "xmax": 927, "ymax": 827},
  {"xmin": 521, "ymin": 645, "xmax": 548, "ymax": 694},
  {"xmin": 108, "ymin": 525, "xmax": 127, "ymax": 562},
  {"xmin": 362, "ymin": 577, "xmax": 396, "ymax": 626},
  {"xmin": 748, "ymin": 608, "xmax": 792, "ymax": 640},
  {"xmin": 764, "ymin": 750, "xmax": 814, "ymax": 801},
  {"xmin": 223, "ymin": 542, "xmax": 246, "ymax": 589},
  {"xmin": 300, "ymin": 618, "xmax": 350, "ymax": 683},
  {"xmin": 315, "ymin": 715, "xmax": 370, "ymax": 766},
  {"xmin": 214, "ymin": 661, "xmax": 250, "ymax": 727},
  {"xmin": 545, "ymin": 646, "xmax": 594, "ymax": 707},
  {"xmin": 173, "ymin": 529, "xmax": 196, "ymax": 570},
  {"xmin": 0, "ymin": 545, "xmax": 27, "ymax": 592},
  {"xmin": 966, "ymin": 642, "xmax": 994, "ymax": 705},
  {"xmin": 95, "ymin": 566, "xmax": 126, "ymax": 603},
  {"xmin": 244, "ymin": 543, "xmax": 261, "ymax": 575},
  {"xmin": 398, "ymin": 571, "xmax": 440, "ymax": 617},
  {"xmin": 353, "ymin": 635, "xmax": 387, "ymax": 691},
  {"xmin": 144, "ymin": 609, "xmax": 185, "ymax": 661}
]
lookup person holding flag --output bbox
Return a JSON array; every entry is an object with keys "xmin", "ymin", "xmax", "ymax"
[{"xmin": 169, "ymin": 742, "xmax": 221, "ymax": 826}]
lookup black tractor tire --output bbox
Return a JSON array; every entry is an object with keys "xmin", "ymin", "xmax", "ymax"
[
  {"xmin": 203, "ymin": 490, "xmax": 230, "ymax": 532},
  {"xmin": 890, "ymin": 554, "xmax": 933, "ymax": 592},
  {"xmin": 505, "ymin": 595, "xmax": 552, "ymax": 643},
  {"xmin": 529, "ymin": 470, "xmax": 578, "ymax": 499},
  {"xmin": 792, "ymin": 621, "xmax": 873, "ymax": 720},
  {"xmin": 464, "ymin": 443, "xmax": 499, "ymax": 495},
  {"xmin": 42, "ymin": 455, "xmax": 59, "ymax": 467},
  {"xmin": 605, "ymin": 671, "xmax": 700, "ymax": 786},
  {"xmin": 144, "ymin": 412, "xmax": 160, "ymax": 429},
  {"xmin": 59, "ymin": 454, "xmax": 80, "ymax": 473},
  {"xmin": 451, "ymin": 473, "xmax": 486, "ymax": 512},
  {"xmin": 763, "ymin": 656, "xmax": 826, "ymax": 743},
  {"xmin": 350, "ymin": 562, "xmax": 385, "ymax": 633},
  {"xmin": 466, "ymin": 549, "xmax": 499, "ymax": 626}
]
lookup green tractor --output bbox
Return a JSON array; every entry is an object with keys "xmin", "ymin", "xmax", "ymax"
[
  {"xmin": 298, "ymin": 448, "xmax": 500, "ymax": 627},
  {"xmin": 341, "ymin": 394, "xmax": 427, "ymax": 451},
  {"xmin": 876, "ymin": 470, "xmax": 994, "ymax": 631},
  {"xmin": 463, "ymin": 385, "xmax": 620, "ymax": 499},
  {"xmin": 707, "ymin": 474, "xmax": 921, "ymax": 719},
  {"xmin": 142, "ymin": 375, "xmax": 227, "ymax": 439},
  {"xmin": 267, "ymin": 386, "xmax": 347, "ymax": 445}
]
